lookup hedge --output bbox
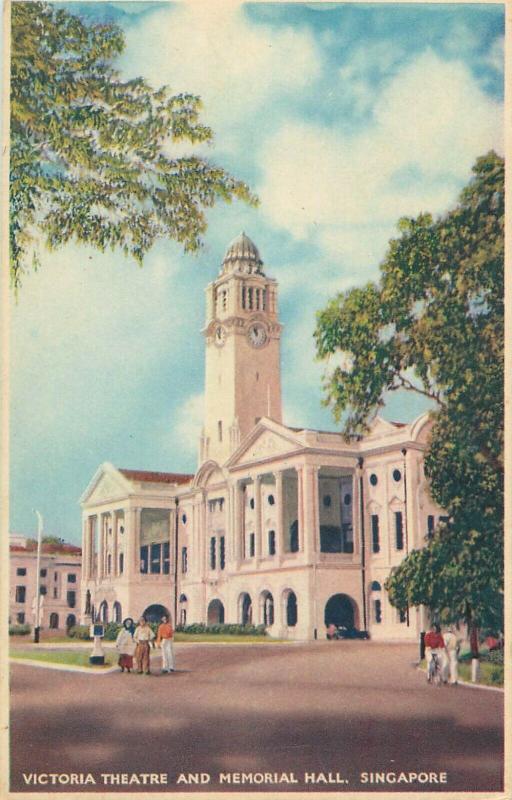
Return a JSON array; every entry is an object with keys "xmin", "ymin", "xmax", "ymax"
[
  {"xmin": 9, "ymin": 624, "xmax": 31, "ymax": 636},
  {"xmin": 175, "ymin": 623, "xmax": 267, "ymax": 636}
]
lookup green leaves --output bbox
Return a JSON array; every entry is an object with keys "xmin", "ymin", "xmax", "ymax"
[
  {"xmin": 10, "ymin": 2, "xmax": 257, "ymax": 289},
  {"xmin": 316, "ymin": 152, "xmax": 504, "ymax": 630}
]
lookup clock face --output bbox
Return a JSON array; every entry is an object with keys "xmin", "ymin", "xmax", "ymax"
[
  {"xmin": 214, "ymin": 325, "xmax": 226, "ymax": 346},
  {"xmin": 247, "ymin": 323, "xmax": 267, "ymax": 348}
]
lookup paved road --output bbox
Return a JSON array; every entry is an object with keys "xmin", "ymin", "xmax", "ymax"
[{"xmin": 10, "ymin": 642, "xmax": 503, "ymax": 793}]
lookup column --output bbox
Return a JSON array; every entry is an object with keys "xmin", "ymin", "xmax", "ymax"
[
  {"xmin": 303, "ymin": 465, "xmax": 320, "ymax": 561},
  {"xmin": 82, "ymin": 517, "xmax": 89, "ymax": 581},
  {"xmin": 295, "ymin": 467, "xmax": 304, "ymax": 553},
  {"xmin": 89, "ymin": 517, "xmax": 96, "ymax": 577},
  {"xmin": 125, "ymin": 507, "xmax": 141, "ymax": 578},
  {"xmin": 112, "ymin": 512, "xmax": 118, "ymax": 577},
  {"xmin": 274, "ymin": 470, "xmax": 284, "ymax": 562},
  {"xmin": 254, "ymin": 475, "xmax": 262, "ymax": 559},
  {"xmin": 233, "ymin": 480, "xmax": 244, "ymax": 567},
  {"xmin": 98, "ymin": 515, "xmax": 105, "ymax": 580}
]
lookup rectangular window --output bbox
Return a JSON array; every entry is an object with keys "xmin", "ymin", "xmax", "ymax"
[
  {"xmin": 67, "ymin": 590, "xmax": 76, "ymax": 608},
  {"xmin": 140, "ymin": 545, "xmax": 149, "ymax": 574},
  {"xmin": 16, "ymin": 567, "xmax": 26, "ymax": 576},
  {"xmin": 40, "ymin": 586, "xmax": 47, "ymax": 596},
  {"xmin": 40, "ymin": 569, "xmax": 47, "ymax": 578},
  {"xmin": 249, "ymin": 533, "xmax": 255, "ymax": 558},
  {"xmin": 67, "ymin": 573, "xmax": 77, "ymax": 583},
  {"xmin": 268, "ymin": 530, "xmax": 276, "ymax": 556},
  {"xmin": 54, "ymin": 571, "xmax": 58, "ymax": 581},
  {"xmin": 210, "ymin": 537, "xmax": 216, "ymax": 570},
  {"xmin": 181, "ymin": 546, "xmax": 188, "ymax": 574},
  {"xmin": 15, "ymin": 586, "xmax": 26, "ymax": 603},
  {"xmin": 374, "ymin": 599, "xmax": 382, "ymax": 624},
  {"xmin": 218, "ymin": 421, "xmax": 223, "ymax": 442},
  {"xmin": 395, "ymin": 512, "xmax": 404, "ymax": 550},
  {"xmin": 119, "ymin": 552, "xmax": 124, "ymax": 574},
  {"xmin": 220, "ymin": 536, "xmax": 225, "ymax": 570},
  {"xmin": 371, "ymin": 515, "xmax": 380, "ymax": 553},
  {"xmin": 427, "ymin": 515, "xmax": 435, "ymax": 539},
  {"xmin": 53, "ymin": 587, "xmax": 58, "ymax": 599},
  {"xmin": 17, "ymin": 612, "xmax": 25, "ymax": 624},
  {"xmin": 162, "ymin": 541, "xmax": 170, "ymax": 575},
  {"xmin": 398, "ymin": 608, "xmax": 407, "ymax": 624},
  {"xmin": 439, "ymin": 515, "xmax": 450, "ymax": 524},
  {"xmin": 150, "ymin": 543, "xmax": 161, "ymax": 574}
]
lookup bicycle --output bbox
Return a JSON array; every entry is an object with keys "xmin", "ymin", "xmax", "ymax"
[{"xmin": 427, "ymin": 651, "xmax": 443, "ymax": 686}]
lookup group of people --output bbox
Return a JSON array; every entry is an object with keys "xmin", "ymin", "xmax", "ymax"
[
  {"xmin": 424, "ymin": 623, "xmax": 461, "ymax": 685},
  {"xmin": 115, "ymin": 615, "xmax": 176, "ymax": 675}
]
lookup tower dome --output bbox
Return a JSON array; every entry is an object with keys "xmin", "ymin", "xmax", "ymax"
[{"xmin": 221, "ymin": 232, "xmax": 264, "ymax": 275}]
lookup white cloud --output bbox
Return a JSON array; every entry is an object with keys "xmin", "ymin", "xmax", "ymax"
[
  {"xmin": 258, "ymin": 50, "xmax": 502, "ymax": 260},
  {"xmin": 120, "ymin": 2, "xmax": 322, "ymax": 153},
  {"xmin": 172, "ymin": 392, "xmax": 204, "ymax": 459}
]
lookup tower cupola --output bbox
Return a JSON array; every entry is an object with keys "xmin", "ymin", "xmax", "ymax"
[{"xmin": 221, "ymin": 232, "xmax": 264, "ymax": 276}]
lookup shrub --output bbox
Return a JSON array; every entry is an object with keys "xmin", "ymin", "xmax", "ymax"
[
  {"xmin": 9, "ymin": 624, "xmax": 31, "ymax": 636},
  {"xmin": 175, "ymin": 623, "xmax": 267, "ymax": 636},
  {"xmin": 487, "ymin": 665, "xmax": 504, "ymax": 685},
  {"xmin": 102, "ymin": 622, "xmax": 122, "ymax": 641},
  {"xmin": 68, "ymin": 624, "xmax": 92, "ymax": 640},
  {"xmin": 485, "ymin": 649, "xmax": 504, "ymax": 666}
]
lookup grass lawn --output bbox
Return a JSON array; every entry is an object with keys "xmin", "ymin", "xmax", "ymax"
[
  {"xmin": 420, "ymin": 659, "xmax": 503, "ymax": 688},
  {"xmin": 14, "ymin": 633, "xmax": 285, "ymax": 645},
  {"xmin": 10, "ymin": 648, "xmax": 116, "ymax": 668}
]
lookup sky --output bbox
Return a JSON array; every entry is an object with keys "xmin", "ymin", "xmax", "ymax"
[{"xmin": 9, "ymin": 1, "xmax": 504, "ymax": 544}]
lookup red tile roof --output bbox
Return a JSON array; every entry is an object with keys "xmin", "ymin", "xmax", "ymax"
[
  {"xmin": 119, "ymin": 468, "xmax": 193, "ymax": 485},
  {"xmin": 10, "ymin": 543, "xmax": 81, "ymax": 555}
]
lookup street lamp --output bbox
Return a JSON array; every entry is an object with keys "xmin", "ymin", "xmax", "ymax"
[{"xmin": 33, "ymin": 510, "xmax": 43, "ymax": 643}]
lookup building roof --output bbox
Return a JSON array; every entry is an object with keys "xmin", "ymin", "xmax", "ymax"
[
  {"xmin": 221, "ymin": 232, "xmax": 264, "ymax": 276},
  {"xmin": 10, "ymin": 543, "xmax": 82, "ymax": 555},
  {"xmin": 119, "ymin": 468, "xmax": 193, "ymax": 485}
]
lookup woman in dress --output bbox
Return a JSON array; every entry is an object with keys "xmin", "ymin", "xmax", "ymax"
[{"xmin": 115, "ymin": 617, "xmax": 136, "ymax": 673}]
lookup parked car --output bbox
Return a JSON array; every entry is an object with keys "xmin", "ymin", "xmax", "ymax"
[{"xmin": 335, "ymin": 626, "xmax": 369, "ymax": 640}]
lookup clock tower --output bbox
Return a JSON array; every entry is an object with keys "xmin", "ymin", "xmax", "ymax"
[{"xmin": 201, "ymin": 233, "xmax": 282, "ymax": 465}]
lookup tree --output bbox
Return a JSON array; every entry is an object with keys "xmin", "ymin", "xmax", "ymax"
[
  {"xmin": 10, "ymin": 2, "xmax": 256, "ymax": 289},
  {"xmin": 315, "ymin": 152, "xmax": 504, "ymax": 642}
]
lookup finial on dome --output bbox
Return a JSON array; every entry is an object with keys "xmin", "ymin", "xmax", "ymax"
[{"xmin": 221, "ymin": 232, "xmax": 264, "ymax": 275}]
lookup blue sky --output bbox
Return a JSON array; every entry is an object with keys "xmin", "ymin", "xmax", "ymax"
[{"xmin": 10, "ymin": 2, "xmax": 504, "ymax": 543}]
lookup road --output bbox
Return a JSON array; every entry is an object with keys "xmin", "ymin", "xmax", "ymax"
[{"xmin": 9, "ymin": 641, "xmax": 503, "ymax": 793}]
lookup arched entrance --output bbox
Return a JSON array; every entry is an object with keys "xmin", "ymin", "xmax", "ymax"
[
  {"xmin": 99, "ymin": 601, "xmax": 109, "ymax": 623},
  {"xmin": 260, "ymin": 591, "xmax": 274, "ymax": 626},
  {"xmin": 179, "ymin": 594, "xmax": 188, "ymax": 626},
  {"xmin": 66, "ymin": 614, "xmax": 76, "ymax": 630},
  {"xmin": 239, "ymin": 593, "xmax": 252, "ymax": 625},
  {"xmin": 113, "ymin": 601, "xmax": 122, "ymax": 623},
  {"xmin": 49, "ymin": 612, "xmax": 59, "ymax": 629},
  {"xmin": 142, "ymin": 603, "xmax": 170, "ymax": 623},
  {"xmin": 324, "ymin": 593, "xmax": 359, "ymax": 629},
  {"xmin": 207, "ymin": 599, "xmax": 225, "ymax": 625}
]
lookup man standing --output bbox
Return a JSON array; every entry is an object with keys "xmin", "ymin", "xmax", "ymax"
[
  {"xmin": 133, "ymin": 617, "xmax": 155, "ymax": 675},
  {"xmin": 424, "ymin": 623, "xmax": 447, "ymax": 683},
  {"xmin": 156, "ymin": 614, "xmax": 175, "ymax": 674},
  {"xmin": 444, "ymin": 626, "xmax": 461, "ymax": 685}
]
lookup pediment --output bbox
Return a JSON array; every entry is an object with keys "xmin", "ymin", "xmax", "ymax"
[
  {"xmin": 366, "ymin": 417, "xmax": 400, "ymax": 437},
  {"xmin": 227, "ymin": 422, "xmax": 303, "ymax": 468},
  {"xmin": 81, "ymin": 463, "xmax": 131, "ymax": 505}
]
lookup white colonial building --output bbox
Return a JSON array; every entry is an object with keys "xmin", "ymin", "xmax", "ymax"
[{"xmin": 80, "ymin": 234, "xmax": 443, "ymax": 640}]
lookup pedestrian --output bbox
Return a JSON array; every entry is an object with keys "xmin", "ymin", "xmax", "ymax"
[
  {"xmin": 156, "ymin": 614, "xmax": 176, "ymax": 673},
  {"xmin": 444, "ymin": 625, "xmax": 461, "ymax": 685},
  {"xmin": 133, "ymin": 616, "xmax": 155, "ymax": 675},
  {"xmin": 326, "ymin": 623, "xmax": 337, "ymax": 640},
  {"xmin": 424, "ymin": 623, "xmax": 448, "ymax": 683},
  {"xmin": 115, "ymin": 617, "xmax": 136, "ymax": 673}
]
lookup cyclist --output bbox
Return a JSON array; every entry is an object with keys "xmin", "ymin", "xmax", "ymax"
[{"xmin": 425, "ymin": 623, "xmax": 447, "ymax": 683}]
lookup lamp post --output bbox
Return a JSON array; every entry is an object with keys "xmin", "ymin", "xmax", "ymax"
[{"xmin": 33, "ymin": 510, "xmax": 43, "ymax": 643}]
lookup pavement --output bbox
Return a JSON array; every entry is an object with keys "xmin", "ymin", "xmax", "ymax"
[{"xmin": 9, "ymin": 641, "xmax": 504, "ymax": 793}]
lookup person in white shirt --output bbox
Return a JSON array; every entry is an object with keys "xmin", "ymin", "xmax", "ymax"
[
  {"xmin": 443, "ymin": 626, "xmax": 461, "ymax": 685},
  {"xmin": 133, "ymin": 617, "xmax": 155, "ymax": 675}
]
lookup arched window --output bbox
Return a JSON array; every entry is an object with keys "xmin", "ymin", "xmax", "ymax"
[
  {"xmin": 113, "ymin": 601, "xmax": 122, "ymax": 623},
  {"xmin": 374, "ymin": 599, "xmax": 382, "ymax": 624},
  {"xmin": 285, "ymin": 591, "xmax": 298, "ymax": 627},
  {"xmin": 49, "ymin": 612, "xmax": 59, "ymax": 629},
  {"xmin": 66, "ymin": 614, "xmax": 76, "ymax": 630},
  {"xmin": 260, "ymin": 592, "xmax": 274, "ymax": 626},
  {"xmin": 99, "ymin": 601, "xmax": 109, "ymax": 623},
  {"xmin": 85, "ymin": 589, "xmax": 91, "ymax": 615},
  {"xmin": 239, "ymin": 593, "xmax": 252, "ymax": 625},
  {"xmin": 370, "ymin": 581, "xmax": 381, "ymax": 591}
]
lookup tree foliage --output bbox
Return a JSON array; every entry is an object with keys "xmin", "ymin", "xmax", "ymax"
[
  {"xmin": 315, "ymin": 152, "xmax": 504, "ymax": 632},
  {"xmin": 10, "ymin": 2, "xmax": 256, "ymax": 289}
]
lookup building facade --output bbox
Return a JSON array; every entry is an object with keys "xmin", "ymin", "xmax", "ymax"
[
  {"xmin": 10, "ymin": 541, "xmax": 82, "ymax": 631},
  {"xmin": 81, "ymin": 234, "xmax": 443, "ymax": 641}
]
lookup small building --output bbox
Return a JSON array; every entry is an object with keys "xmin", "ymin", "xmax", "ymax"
[
  {"xmin": 10, "ymin": 539, "xmax": 82, "ymax": 631},
  {"xmin": 81, "ymin": 234, "xmax": 443, "ymax": 640}
]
